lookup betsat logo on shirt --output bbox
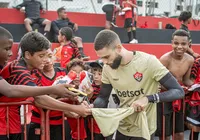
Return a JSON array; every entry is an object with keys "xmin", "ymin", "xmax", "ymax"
[{"xmin": 116, "ymin": 88, "xmax": 145, "ymax": 97}]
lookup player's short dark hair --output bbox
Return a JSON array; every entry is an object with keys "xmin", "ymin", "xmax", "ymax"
[
  {"xmin": 94, "ymin": 30, "xmax": 121, "ymax": 51},
  {"xmin": 178, "ymin": 11, "xmax": 192, "ymax": 22},
  {"xmin": 57, "ymin": 6, "xmax": 65, "ymax": 15},
  {"xmin": 0, "ymin": 26, "xmax": 13, "ymax": 40},
  {"xmin": 66, "ymin": 58, "xmax": 85, "ymax": 71},
  {"xmin": 172, "ymin": 29, "xmax": 189, "ymax": 40},
  {"xmin": 20, "ymin": 31, "xmax": 50, "ymax": 57},
  {"xmin": 60, "ymin": 27, "xmax": 73, "ymax": 41}
]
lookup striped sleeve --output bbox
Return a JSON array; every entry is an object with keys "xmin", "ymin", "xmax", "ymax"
[
  {"xmin": 74, "ymin": 47, "xmax": 81, "ymax": 59},
  {"xmin": 190, "ymin": 58, "xmax": 200, "ymax": 79},
  {"xmin": 5, "ymin": 63, "xmax": 36, "ymax": 86}
]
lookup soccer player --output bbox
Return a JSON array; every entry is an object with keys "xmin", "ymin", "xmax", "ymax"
[
  {"xmin": 122, "ymin": 0, "xmax": 138, "ymax": 43},
  {"xmin": 90, "ymin": 29, "xmax": 184, "ymax": 140}
]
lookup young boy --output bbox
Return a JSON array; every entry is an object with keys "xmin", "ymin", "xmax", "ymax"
[
  {"xmin": 66, "ymin": 59, "xmax": 94, "ymax": 140},
  {"xmin": 156, "ymin": 29, "xmax": 194, "ymax": 140},
  {"xmin": 0, "ymin": 31, "xmax": 91, "ymax": 140},
  {"xmin": 53, "ymin": 27, "xmax": 81, "ymax": 68},
  {"xmin": 0, "ymin": 26, "xmax": 78, "ymax": 101},
  {"xmin": 29, "ymin": 49, "xmax": 76, "ymax": 140},
  {"xmin": 88, "ymin": 59, "xmax": 105, "ymax": 140},
  {"xmin": 52, "ymin": 7, "xmax": 89, "ymax": 60},
  {"xmin": 122, "ymin": 0, "xmax": 138, "ymax": 44}
]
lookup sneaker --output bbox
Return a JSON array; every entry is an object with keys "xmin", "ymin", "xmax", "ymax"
[
  {"xmin": 129, "ymin": 39, "xmax": 138, "ymax": 44},
  {"xmin": 111, "ymin": 22, "xmax": 118, "ymax": 27}
]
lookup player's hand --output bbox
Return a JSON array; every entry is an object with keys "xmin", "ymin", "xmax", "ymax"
[
  {"xmin": 73, "ymin": 23, "xmax": 78, "ymax": 31},
  {"xmin": 52, "ymin": 84, "xmax": 78, "ymax": 98},
  {"xmin": 131, "ymin": 97, "xmax": 148, "ymax": 112},
  {"xmin": 75, "ymin": 101, "xmax": 92, "ymax": 117},
  {"xmin": 20, "ymin": 7, "xmax": 25, "ymax": 13}
]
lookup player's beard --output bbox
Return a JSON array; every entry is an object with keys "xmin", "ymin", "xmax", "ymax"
[{"xmin": 110, "ymin": 54, "xmax": 122, "ymax": 69}]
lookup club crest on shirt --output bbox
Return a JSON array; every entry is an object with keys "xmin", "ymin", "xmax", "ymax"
[
  {"xmin": 133, "ymin": 72, "xmax": 143, "ymax": 82},
  {"xmin": 64, "ymin": 51, "xmax": 68, "ymax": 55}
]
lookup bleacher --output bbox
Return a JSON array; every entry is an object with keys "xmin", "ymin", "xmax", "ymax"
[{"xmin": 0, "ymin": 8, "xmax": 200, "ymax": 61}]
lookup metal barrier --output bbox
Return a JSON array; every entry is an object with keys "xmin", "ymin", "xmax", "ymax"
[
  {"xmin": 0, "ymin": 98, "xmax": 197, "ymax": 140},
  {"xmin": 45, "ymin": 98, "xmax": 95, "ymax": 140},
  {"xmin": 0, "ymin": 99, "xmax": 95, "ymax": 140},
  {"xmin": 0, "ymin": 100, "xmax": 45, "ymax": 140}
]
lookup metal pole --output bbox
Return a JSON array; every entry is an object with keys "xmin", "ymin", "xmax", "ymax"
[
  {"xmin": 142, "ymin": 0, "xmax": 147, "ymax": 16},
  {"xmin": 46, "ymin": 0, "xmax": 48, "ymax": 10},
  {"xmin": 90, "ymin": 0, "xmax": 97, "ymax": 13}
]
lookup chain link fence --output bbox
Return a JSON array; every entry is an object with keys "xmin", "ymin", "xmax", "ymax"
[
  {"xmin": 142, "ymin": 0, "xmax": 200, "ymax": 19},
  {"xmin": 0, "ymin": 0, "xmax": 200, "ymax": 19}
]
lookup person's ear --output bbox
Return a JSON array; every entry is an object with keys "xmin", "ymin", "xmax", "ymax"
[
  {"xmin": 115, "ymin": 45, "xmax": 122, "ymax": 53},
  {"xmin": 24, "ymin": 51, "xmax": 32, "ymax": 60}
]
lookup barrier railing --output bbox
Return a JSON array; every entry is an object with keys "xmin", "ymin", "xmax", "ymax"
[
  {"xmin": 0, "ymin": 100, "xmax": 95, "ymax": 140},
  {"xmin": 0, "ymin": 97, "xmax": 197, "ymax": 140},
  {"xmin": 0, "ymin": 100, "xmax": 45, "ymax": 140}
]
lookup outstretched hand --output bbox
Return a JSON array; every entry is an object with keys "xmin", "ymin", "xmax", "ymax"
[
  {"xmin": 75, "ymin": 101, "xmax": 93, "ymax": 117},
  {"xmin": 131, "ymin": 97, "xmax": 148, "ymax": 112},
  {"xmin": 52, "ymin": 84, "xmax": 78, "ymax": 98}
]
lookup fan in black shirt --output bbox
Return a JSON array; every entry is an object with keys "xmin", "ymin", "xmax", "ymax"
[{"xmin": 15, "ymin": 0, "xmax": 51, "ymax": 36}]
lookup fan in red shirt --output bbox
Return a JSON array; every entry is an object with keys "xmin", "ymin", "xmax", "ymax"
[
  {"xmin": 53, "ymin": 27, "xmax": 81, "ymax": 68},
  {"xmin": 66, "ymin": 59, "xmax": 93, "ymax": 140},
  {"xmin": 0, "ymin": 58, "xmax": 42, "ymax": 139},
  {"xmin": 0, "ymin": 32, "xmax": 91, "ymax": 140},
  {"xmin": 121, "ymin": 0, "xmax": 138, "ymax": 44},
  {"xmin": 29, "ymin": 49, "xmax": 77, "ymax": 140}
]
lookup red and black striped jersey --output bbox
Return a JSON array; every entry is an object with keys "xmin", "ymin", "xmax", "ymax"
[
  {"xmin": 32, "ymin": 67, "xmax": 67, "ymax": 86},
  {"xmin": 1, "ymin": 59, "xmax": 40, "ymax": 86},
  {"xmin": 191, "ymin": 57, "xmax": 200, "ymax": 82},
  {"xmin": 0, "ymin": 59, "xmax": 41, "ymax": 98},
  {"xmin": 0, "ymin": 59, "xmax": 40, "ymax": 135},
  {"xmin": 60, "ymin": 42, "xmax": 81, "ymax": 68},
  {"xmin": 31, "ymin": 67, "xmax": 67, "ymax": 125},
  {"xmin": 90, "ymin": 83, "xmax": 100, "ymax": 103}
]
